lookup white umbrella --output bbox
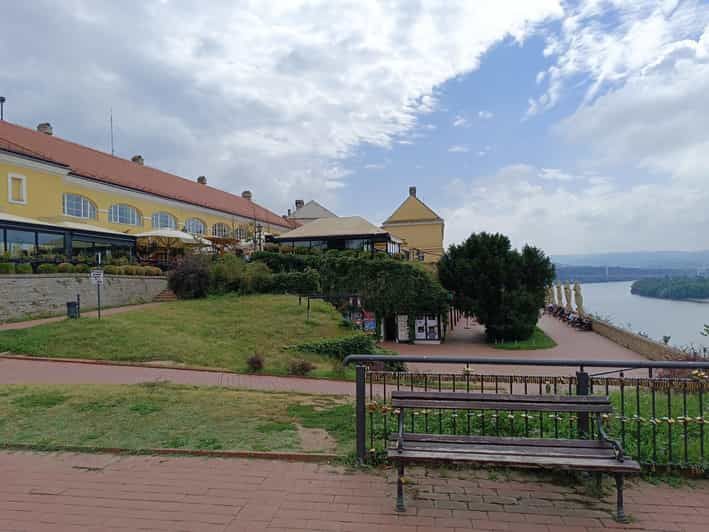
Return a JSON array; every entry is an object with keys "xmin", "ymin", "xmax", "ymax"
[{"xmin": 135, "ymin": 229, "xmax": 210, "ymax": 247}]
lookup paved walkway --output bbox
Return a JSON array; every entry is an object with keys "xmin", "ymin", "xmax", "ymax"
[
  {"xmin": 1, "ymin": 450, "xmax": 706, "ymax": 531},
  {"xmin": 0, "ymin": 303, "xmax": 165, "ymax": 331}
]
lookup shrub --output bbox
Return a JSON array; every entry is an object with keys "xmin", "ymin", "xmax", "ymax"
[
  {"xmin": 246, "ymin": 353, "xmax": 264, "ymax": 372},
  {"xmin": 290, "ymin": 334, "xmax": 376, "ymax": 361},
  {"xmin": 57, "ymin": 262, "xmax": 75, "ymax": 273},
  {"xmin": 209, "ymin": 255, "xmax": 245, "ymax": 293},
  {"xmin": 36, "ymin": 263, "xmax": 58, "ymax": 274},
  {"xmin": 73, "ymin": 263, "xmax": 90, "ymax": 273},
  {"xmin": 103, "ymin": 265, "xmax": 121, "ymax": 275},
  {"xmin": 144, "ymin": 266, "xmax": 163, "ymax": 276},
  {"xmin": 0, "ymin": 263, "xmax": 15, "ymax": 274},
  {"xmin": 14, "ymin": 263, "xmax": 32, "ymax": 274},
  {"xmin": 270, "ymin": 269, "xmax": 320, "ymax": 294},
  {"xmin": 168, "ymin": 255, "xmax": 211, "ymax": 299},
  {"xmin": 133, "ymin": 266, "xmax": 148, "ymax": 276},
  {"xmin": 123, "ymin": 265, "xmax": 140, "ymax": 276},
  {"xmin": 287, "ymin": 358, "xmax": 315, "ymax": 376},
  {"xmin": 240, "ymin": 261, "xmax": 272, "ymax": 294}
]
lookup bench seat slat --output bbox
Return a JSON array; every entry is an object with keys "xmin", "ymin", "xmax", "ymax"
[
  {"xmin": 391, "ymin": 398, "xmax": 611, "ymax": 412},
  {"xmin": 388, "ymin": 448, "xmax": 640, "ymax": 473},
  {"xmin": 392, "ymin": 391, "xmax": 610, "ymax": 405},
  {"xmin": 396, "ymin": 441, "xmax": 616, "ymax": 459},
  {"xmin": 400, "ymin": 433, "xmax": 609, "ymax": 449}
]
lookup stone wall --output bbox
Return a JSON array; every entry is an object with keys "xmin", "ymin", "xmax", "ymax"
[
  {"xmin": 0, "ymin": 275, "xmax": 167, "ymax": 322},
  {"xmin": 591, "ymin": 318, "xmax": 686, "ymax": 361}
]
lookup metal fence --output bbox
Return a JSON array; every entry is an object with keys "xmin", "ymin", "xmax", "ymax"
[{"xmin": 344, "ymin": 356, "xmax": 709, "ymax": 471}]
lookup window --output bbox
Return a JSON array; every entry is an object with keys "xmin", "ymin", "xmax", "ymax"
[
  {"xmin": 212, "ymin": 223, "xmax": 231, "ymax": 238},
  {"xmin": 108, "ymin": 204, "xmax": 143, "ymax": 226},
  {"xmin": 6, "ymin": 229, "xmax": 35, "ymax": 257},
  {"xmin": 234, "ymin": 225, "xmax": 249, "ymax": 240},
  {"xmin": 37, "ymin": 232, "xmax": 65, "ymax": 254},
  {"xmin": 184, "ymin": 218, "xmax": 206, "ymax": 234},
  {"xmin": 8, "ymin": 173, "xmax": 27, "ymax": 204},
  {"xmin": 63, "ymin": 193, "xmax": 97, "ymax": 219},
  {"xmin": 151, "ymin": 211, "xmax": 177, "ymax": 229}
]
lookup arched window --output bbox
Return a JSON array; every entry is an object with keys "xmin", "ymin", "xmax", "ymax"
[
  {"xmin": 212, "ymin": 223, "xmax": 231, "ymax": 238},
  {"xmin": 151, "ymin": 211, "xmax": 177, "ymax": 229},
  {"xmin": 234, "ymin": 225, "xmax": 249, "ymax": 240},
  {"xmin": 184, "ymin": 218, "xmax": 206, "ymax": 234},
  {"xmin": 108, "ymin": 204, "xmax": 143, "ymax": 226},
  {"xmin": 63, "ymin": 193, "xmax": 97, "ymax": 219}
]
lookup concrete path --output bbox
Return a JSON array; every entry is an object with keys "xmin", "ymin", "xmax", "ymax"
[
  {"xmin": 0, "ymin": 303, "xmax": 165, "ymax": 331},
  {"xmin": 1, "ymin": 450, "xmax": 706, "ymax": 531}
]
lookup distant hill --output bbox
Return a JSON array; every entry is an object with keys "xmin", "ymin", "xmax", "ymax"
[{"xmin": 552, "ymin": 250, "xmax": 709, "ymax": 270}]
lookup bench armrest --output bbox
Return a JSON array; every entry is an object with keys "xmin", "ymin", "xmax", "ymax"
[
  {"xmin": 397, "ymin": 407, "xmax": 405, "ymax": 452},
  {"xmin": 597, "ymin": 413, "xmax": 624, "ymax": 462}
]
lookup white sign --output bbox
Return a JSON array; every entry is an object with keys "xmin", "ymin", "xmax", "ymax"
[
  {"xmin": 90, "ymin": 268, "xmax": 104, "ymax": 286},
  {"xmin": 397, "ymin": 315, "xmax": 409, "ymax": 342}
]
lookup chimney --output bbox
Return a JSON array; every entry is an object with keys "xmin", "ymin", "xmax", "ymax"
[
  {"xmin": 295, "ymin": 199, "xmax": 304, "ymax": 210},
  {"xmin": 37, "ymin": 122, "xmax": 53, "ymax": 135},
  {"xmin": 131, "ymin": 155, "xmax": 144, "ymax": 165},
  {"xmin": 242, "ymin": 190, "xmax": 252, "ymax": 201},
  {"xmin": 197, "ymin": 175, "xmax": 207, "ymax": 185},
  {"xmin": 409, "ymin": 186, "xmax": 417, "ymax": 197},
  {"xmin": 287, "ymin": 208, "xmax": 292, "ymax": 217}
]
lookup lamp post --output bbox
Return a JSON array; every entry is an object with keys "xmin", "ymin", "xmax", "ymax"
[
  {"xmin": 255, "ymin": 223, "xmax": 263, "ymax": 252},
  {"xmin": 0, "ymin": 96, "xmax": 5, "ymax": 121}
]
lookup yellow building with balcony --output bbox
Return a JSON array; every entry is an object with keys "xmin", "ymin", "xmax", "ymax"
[{"xmin": 0, "ymin": 120, "xmax": 294, "ymax": 261}]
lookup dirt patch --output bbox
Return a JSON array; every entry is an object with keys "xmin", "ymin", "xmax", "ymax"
[{"xmin": 296, "ymin": 424, "xmax": 337, "ymax": 453}]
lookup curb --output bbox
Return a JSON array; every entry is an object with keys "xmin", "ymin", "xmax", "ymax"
[{"xmin": 0, "ymin": 443, "xmax": 339, "ymax": 463}]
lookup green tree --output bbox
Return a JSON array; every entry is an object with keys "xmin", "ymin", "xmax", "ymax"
[{"xmin": 438, "ymin": 232, "xmax": 555, "ymax": 342}]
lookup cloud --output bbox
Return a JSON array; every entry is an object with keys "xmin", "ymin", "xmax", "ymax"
[
  {"xmin": 478, "ymin": 110, "xmax": 494, "ymax": 119},
  {"xmin": 364, "ymin": 162, "xmax": 388, "ymax": 170},
  {"xmin": 538, "ymin": 167, "xmax": 575, "ymax": 181},
  {"xmin": 0, "ymin": 0, "xmax": 563, "ymax": 214},
  {"xmin": 452, "ymin": 115, "xmax": 470, "ymax": 127},
  {"xmin": 442, "ymin": 163, "xmax": 709, "ymax": 254},
  {"xmin": 448, "ymin": 145, "xmax": 470, "ymax": 153},
  {"xmin": 477, "ymin": 145, "xmax": 492, "ymax": 157}
]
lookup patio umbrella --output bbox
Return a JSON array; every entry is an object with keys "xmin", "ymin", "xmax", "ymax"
[{"xmin": 135, "ymin": 229, "xmax": 210, "ymax": 249}]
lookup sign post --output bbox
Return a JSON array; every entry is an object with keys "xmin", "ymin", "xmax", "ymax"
[{"xmin": 90, "ymin": 259, "xmax": 104, "ymax": 320}]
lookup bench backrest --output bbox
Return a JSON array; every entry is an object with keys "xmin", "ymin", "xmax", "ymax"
[{"xmin": 391, "ymin": 391, "xmax": 612, "ymax": 413}]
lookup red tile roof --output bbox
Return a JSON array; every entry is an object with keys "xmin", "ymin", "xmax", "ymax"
[{"xmin": 0, "ymin": 120, "xmax": 295, "ymax": 229}]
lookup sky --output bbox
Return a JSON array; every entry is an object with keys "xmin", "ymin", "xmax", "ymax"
[{"xmin": 1, "ymin": 0, "xmax": 708, "ymax": 255}]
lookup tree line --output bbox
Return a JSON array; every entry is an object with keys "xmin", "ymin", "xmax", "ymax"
[{"xmin": 631, "ymin": 276, "xmax": 709, "ymax": 300}]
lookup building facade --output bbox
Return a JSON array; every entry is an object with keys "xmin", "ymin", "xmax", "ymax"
[
  {"xmin": 381, "ymin": 186, "xmax": 444, "ymax": 263},
  {"xmin": 287, "ymin": 199, "xmax": 337, "ymax": 224},
  {"xmin": 0, "ymin": 121, "xmax": 294, "ymax": 261}
]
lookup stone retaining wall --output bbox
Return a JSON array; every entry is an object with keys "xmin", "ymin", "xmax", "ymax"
[
  {"xmin": 0, "ymin": 275, "xmax": 167, "ymax": 322},
  {"xmin": 591, "ymin": 318, "xmax": 685, "ymax": 361}
]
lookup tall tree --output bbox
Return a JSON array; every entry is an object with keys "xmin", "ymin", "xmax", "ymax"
[{"xmin": 439, "ymin": 232, "xmax": 555, "ymax": 342}]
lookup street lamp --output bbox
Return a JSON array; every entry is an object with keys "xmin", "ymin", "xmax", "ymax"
[
  {"xmin": 0, "ymin": 96, "xmax": 5, "ymax": 121},
  {"xmin": 255, "ymin": 223, "xmax": 263, "ymax": 252}
]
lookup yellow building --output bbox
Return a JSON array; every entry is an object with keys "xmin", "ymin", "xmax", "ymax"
[
  {"xmin": 382, "ymin": 186, "xmax": 444, "ymax": 263},
  {"xmin": 0, "ymin": 120, "xmax": 294, "ymax": 261}
]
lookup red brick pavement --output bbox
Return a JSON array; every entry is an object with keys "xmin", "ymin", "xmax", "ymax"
[{"xmin": 1, "ymin": 451, "xmax": 707, "ymax": 531}]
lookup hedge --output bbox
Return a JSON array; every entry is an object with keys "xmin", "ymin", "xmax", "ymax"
[
  {"xmin": 57, "ymin": 263, "xmax": 75, "ymax": 273},
  {"xmin": 0, "ymin": 263, "xmax": 15, "ymax": 274},
  {"xmin": 36, "ymin": 264, "xmax": 58, "ymax": 274},
  {"xmin": 15, "ymin": 263, "xmax": 32, "ymax": 274},
  {"xmin": 270, "ymin": 270, "xmax": 320, "ymax": 294},
  {"xmin": 288, "ymin": 334, "xmax": 376, "ymax": 361}
]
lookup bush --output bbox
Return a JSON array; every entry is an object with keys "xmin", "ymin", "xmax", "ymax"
[
  {"xmin": 14, "ymin": 263, "xmax": 32, "ymax": 274},
  {"xmin": 133, "ymin": 266, "xmax": 148, "ymax": 276},
  {"xmin": 240, "ymin": 262, "xmax": 272, "ymax": 294},
  {"xmin": 168, "ymin": 255, "xmax": 211, "ymax": 299},
  {"xmin": 57, "ymin": 262, "xmax": 75, "ymax": 273},
  {"xmin": 36, "ymin": 263, "xmax": 58, "ymax": 274},
  {"xmin": 0, "ymin": 263, "xmax": 15, "ymax": 274},
  {"xmin": 287, "ymin": 358, "xmax": 315, "ymax": 376},
  {"xmin": 290, "ymin": 334, "xmax": 376, "ymax": 361},
  {"xmin": 74, "ymin": 263, "xmax": 90, "ymax": 273},
  {"xmin": 270, "ymin": 269, "xmax": 320, "ymax": 294},
  {"xmin": 103, "ymin": 265, "xmax": 121, "ymax": 275},
  {"xmin": 143, "ymin": 266, "xmax": 163, "ymax": 276},
  {"xmin": 246, "ymin": 353, "xmax": 264, "ymax": 372},
  {"xmin": 123, "ymin": 265, "xmax": 140, "ymax": 276},
  {"xmin": 209, "ymin": 255, "xmax": 245, "ymax": 293}
]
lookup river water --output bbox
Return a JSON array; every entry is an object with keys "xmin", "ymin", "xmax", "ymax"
[{"xmin": 581, "ymin": 281, "xmax": 709, "ymax": 351}]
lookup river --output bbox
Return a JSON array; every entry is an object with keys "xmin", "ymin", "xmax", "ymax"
[{"xmin": 581, "ymin": 281, "xmax": 709, "ymax": 351}]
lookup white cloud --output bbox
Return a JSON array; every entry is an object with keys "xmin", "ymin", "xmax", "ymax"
[
  {"xmin": 538, "ymin": 167, "xmax": 575, "ymax": 181},
  {"xmin": 442, "ymin": 163, "xmax": 709, "ymax": 254},
  {"xmin": 448, "ymin": 145, "xmax": 470, "ymax": 153},
  {"xmin": 452, "ymin": 115, "xmax": 470, "ymax": 127},
  {"xmin": 477, "ymin": 145, "xmax": 492, "ymax": 157},
  {"xmin": 478, "ymin": 110, "xmax": 494, "ymax": 119},
  {"xmin": 364, "ymin": 162, "xmax": 388, "ymax": 170},
  {"xmin": 0, "ymin": 0, "xmax": 563, "ymax": 214}
]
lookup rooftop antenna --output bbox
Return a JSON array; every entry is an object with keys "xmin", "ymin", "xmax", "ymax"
[
  {"xmin": 0, "ymin": 96, "xmax": 5, "ymax": 121},
  {"xmin": 109, "ymin": 108, "xmax": 115, "ymax": 155}
]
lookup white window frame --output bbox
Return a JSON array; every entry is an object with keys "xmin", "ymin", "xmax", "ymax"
[
  {"xmin": 62, "ymin": 193, "xmax": 97, "ymax": 220},
  {"xmin": 109, "ymin": 204, "xmax": 143, "ymax": 226},
  {"xmin": 7, "ymin": 173, "xmax": 27, "ymax": 205},
  {"xmin": 184, "ymin": 218, "xmax": 206, "ymax": 235},
  {"xmin": 151, "ymin": 211, "xmax": 177, "ymax": 230},
  {"xmin": 212, "ymin": 223, "xmax": 231, "ymax": 238}
]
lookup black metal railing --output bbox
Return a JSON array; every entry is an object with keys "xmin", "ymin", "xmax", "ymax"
[{"xmin": 344, "ymin": 355, "xmax": 709, "ymax": 470}]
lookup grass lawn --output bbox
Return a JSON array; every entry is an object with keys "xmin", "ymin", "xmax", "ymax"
[
  {"xmin": 492, "ymin": 327, "xmax": 557, "ymax": 350},
  {"xmin": 0, "ymin": 384, "xmax": 355, "ymax": 455},
  {"xmin": 0, "ymin": 294, "xmax": 355, "ymax": 378}
]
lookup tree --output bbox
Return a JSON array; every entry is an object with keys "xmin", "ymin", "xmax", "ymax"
[{"xmin": 438, "ymin": 232, "xmax": 555, "ymax": 342}]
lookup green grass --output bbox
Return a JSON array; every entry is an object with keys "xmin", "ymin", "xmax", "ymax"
[
  {"xmin": 0, "ymin": 294, "xmax": 356, "ymax": 379},
  {"xmin": 0, "ymin": 384, "xmax": 354, "ymax": 454},
  {"xmin": 492, "ymin": 327, "xmax": 557, "ymax": 350}
]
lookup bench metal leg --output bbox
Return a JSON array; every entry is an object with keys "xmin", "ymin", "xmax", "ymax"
[
  {"xmin": 615, "ymin": 474, "xmax": 627, "ymax": 523},
  {"xmin": 396, "ymin": 463, "xmax": 405, "ymax": 512},
  {"xmin": 595, "ymin": 472, "xmax": 602, "ymax": 496}
]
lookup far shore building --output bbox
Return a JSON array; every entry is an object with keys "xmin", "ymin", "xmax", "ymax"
[
  {"xmin": 0, "ymin": 120, "xmax": 294, "ymax": 262},
  {"xmin": 287, "ymin": 199, "xmax": 337, "ymax": 224},
  {"xmin": 382, "ymin": 186, "xmax": 444, "ymax": 263}
]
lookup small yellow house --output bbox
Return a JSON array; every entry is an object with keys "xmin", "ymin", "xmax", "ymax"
[{"xmin": 382, "ymin": 186, "xmax": 444, "ymax": 263}]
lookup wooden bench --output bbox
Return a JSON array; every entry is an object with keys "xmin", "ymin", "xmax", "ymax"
[{"xmin": 388, "ymin": 391, "xmax": 640, "ymax": 521}]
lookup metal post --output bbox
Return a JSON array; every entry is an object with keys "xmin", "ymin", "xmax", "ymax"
[
  {"xmin": 576, "ymin": 367, "xmax": 590, "ymax": 437},
  {"xmin": 307, "ymin": 296, "xmax": 311, "ymax": 321},
  {"xmin": 76, "ymin": 294, "xmax": 81, "ymax": 318},
  {"xmin": 356, "ymin": 365, "xmax": 367, "ymax": 464},
  {"xmin": 97, "ymin": 283, "xmax": 101, "ymax": 320}
]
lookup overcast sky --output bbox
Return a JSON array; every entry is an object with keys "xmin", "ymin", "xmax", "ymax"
[{"xmin": 2, "ymin": 1, "xmax": 708, "ymax": 254}]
